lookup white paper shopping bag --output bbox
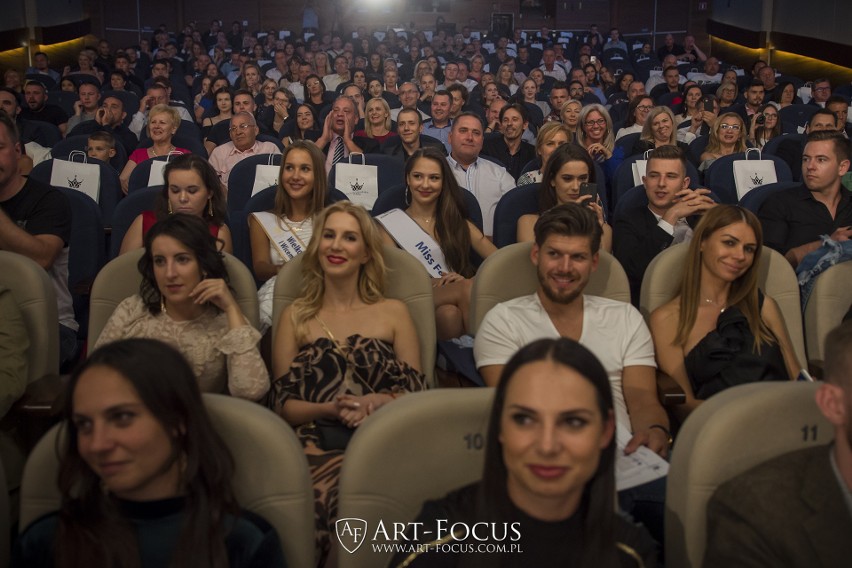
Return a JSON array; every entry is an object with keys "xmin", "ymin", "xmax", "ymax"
[
  {"xmin": 252, "ymin": 154, "xmax": 281, "ymax": 196},
  {"xmin": 334, "ymin": 153, "xmax": 379, "ymax": 209},
  {"xmin": 733, "ymin": 148, "xmax": 778, "ymax": 200},
  {"xmin": 147, "ymin": 150, "xmax": 186, "ymax": 187},
  {"xmin": 50, "ymin": 151, "xmax": 100, "ymax": 202}
]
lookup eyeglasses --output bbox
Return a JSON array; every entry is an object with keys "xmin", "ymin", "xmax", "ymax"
[
  {"xmin": 813, "ymin": 86, "xmax": 830, "ymax": 92},
  {"xmin": 229, "ymin": 123, "xmax": 254, "ymax": 132},
  {"xmin": 719, "ymin": 123, "xmax": 741, "ymax": 131},
  {"xmin": 636, "ymin": 105, "xmax": 653, "ymax": 111},
  {"xmin": 584, "ymin": 118, "xmax": 607, "ymax": 127}
]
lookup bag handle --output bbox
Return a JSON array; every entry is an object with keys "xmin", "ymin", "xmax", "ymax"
[
  {"xmin": 267, "ymin": 153, "xmax": 276, "ymax": 166},
  {"xmin": 165, "ymin": 150, "xmax": 185, "ymax": 163},
  {"xmin": 643, "ymin": 149, "xmax": 653, "ymax": 160},
  {"xmin": 744, "ymin": 147, "xmax": 762, "ymax": 160},
  {"xmin": 68, "ymin": 150, "xmax": 88, "ymax": 164},
  {"xmin": 348, "ymin": 152, "xmax": 366, "ymax": 165}
]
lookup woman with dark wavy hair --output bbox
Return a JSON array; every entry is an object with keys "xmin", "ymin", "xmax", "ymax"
[
  {"xmin": 13, "ymin": 338, "xmax": 284, "ymax": 567},
  {"xmin": 99, "ymin": 214, "xmax": 268, "ymax": 400},
  {"xmin": 376, "ymin": 147, "xmax": 496, "ymax": 339},
  {"xmin": 391, "ymin": 337, "xmax": 656, "ymax": 567}
]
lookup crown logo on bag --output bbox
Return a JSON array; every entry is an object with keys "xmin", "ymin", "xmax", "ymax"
[
  {"xmin": 349, "ymin": 178, "xmax": 364, "ymax": 192},
  {"xmin": 67, "ymin": 175, "xmax": 83, "ymax": 189},
  {"xmin": 750, "ymin": 173, "xmax": 763, "ymax": 186}
]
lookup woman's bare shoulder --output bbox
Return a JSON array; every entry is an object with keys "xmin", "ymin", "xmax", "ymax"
[{"xmin": 650, "ymin": 296, "xmax": 681, "ymax": 326}]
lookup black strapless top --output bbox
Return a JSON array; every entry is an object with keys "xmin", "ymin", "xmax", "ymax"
[{"xmin": 684, "ymin": 294, "xmax": 789, "ymax": 399}]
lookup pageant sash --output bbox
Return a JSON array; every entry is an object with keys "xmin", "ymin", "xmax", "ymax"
[
  {"xmin": 375, "ymin": 208, "xmax": 447, "ymax": 278},
  {"xmin": 251, "ymin": 211, "xmax": 309, "ymax": 262}
]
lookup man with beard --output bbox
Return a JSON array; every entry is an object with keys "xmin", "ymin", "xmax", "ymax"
[
  {"xmin": 20, "ymin": 80, "xmax": 68, "ymax": 135},
  {"xmin": 474, "ymin": 202, "xmax": 670, "ymax": 457},
  {"xmin": 66, "ymin": 93, "xmax": 138, "ymax": 155},
  {"xmin": 704, "ymin": 320, "xmax": 852, "ymax": 567},
  {"xmin": 481, "ymin": 103, "xmax": 535, "ymax": 181}
]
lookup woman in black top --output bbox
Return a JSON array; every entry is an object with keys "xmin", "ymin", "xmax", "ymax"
[
  {"xmin": 14, "ymin": 338, "xmax": 285, "ymax": 568},
  {"xmin": 392, "ymin": 338, "xmax": 657, "ymax": 567}
]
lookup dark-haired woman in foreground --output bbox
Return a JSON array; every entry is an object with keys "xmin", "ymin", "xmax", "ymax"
[
  {"xmin": 391, "ymin": 337, "xmax": 656, "ymax": 567},
  {"xmin": 13, "ymin": 338, "xmax": 285, "ymax": 567}
]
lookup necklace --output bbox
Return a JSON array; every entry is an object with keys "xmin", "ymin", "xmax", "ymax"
[
  {"xmin": 703, "ymin": 297, "xmax": 726, "ymax": 313},
  {"xmin": 150, "ymin": 144, "xmax": 175, "ymax": 157},
  {"xmin": 285, "ymin": 215, "xmax": 312, "ymax": 233},
  {"xmin": 413, "ymin": 214, "xmax": 434, "ymax": 226}
]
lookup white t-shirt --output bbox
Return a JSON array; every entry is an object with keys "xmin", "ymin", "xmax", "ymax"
[{"xmin": 474, "ymin": 293, "xmax": 656, "ymax": 440}]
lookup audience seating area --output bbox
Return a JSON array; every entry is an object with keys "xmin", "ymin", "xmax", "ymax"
[{"xmin": 4, "ymin": 14, "xmax": 852, "ymax": 568}]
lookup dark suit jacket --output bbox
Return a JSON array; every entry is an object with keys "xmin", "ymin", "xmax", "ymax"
[
  {"xmin": 320, "ymin": 135, "xmax": 380, "ymax": 156},
  {"xmin": 379, "ymin": 135, "xmax": 446, "ymax": 161},
  {"xmin": 704, "ymin": 445, "xmax": 852, "ymax": 568},
  {"xmin": 613, "ymin": 205, "xmax": 676, "ymax": 306}
]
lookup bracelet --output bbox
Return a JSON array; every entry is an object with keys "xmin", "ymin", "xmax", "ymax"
[{"xmin": 649, "ymin": 424, "xmax": 673, "ymax": 445}]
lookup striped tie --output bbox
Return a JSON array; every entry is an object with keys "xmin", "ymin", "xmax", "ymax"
[{"xmin": 332, "ymin": 137, "xmax": 345, "ymax": 166}]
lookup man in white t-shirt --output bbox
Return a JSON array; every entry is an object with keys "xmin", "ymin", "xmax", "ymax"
[{"xmin": 474, "ymin": 202, "xmax": 671, "ymax": 458}]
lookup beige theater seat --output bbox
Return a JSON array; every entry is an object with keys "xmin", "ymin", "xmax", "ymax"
[
  {"xmin": 88, "ymin": 249, "xmax": 261, "ymax": 347},
  {"xmin": 469, "ymin": 242, "xmax": 630, "ymax": 334},
  {"xmin": 0, "ymin": 251, "xmax": 61, "ymax": 482},
  {"xmin": 336, "ymin": 388, "xmax": 494, "ymax": 568},
  {"xmin": 19, "ymin": 393, "xmax": 315, "ymax": 568},
  {"xmin": 272, "ymin": 245, "xmax": 437, "ymax": 386},
  {"xmin": 803, "ymin": 261, "xmax": 852, "ymax": 374},
  {"xmin": 464, "ymin": 243, "xmax": 689, "ymax": 402},
  {"xmin": 639, "ymin": 242, "xmax": 807, "ymax": 367},
  {"xmin": 665, "ymin": 381, "xmax": 832, "ymax": 568},
  {"xmin": 0, "ymin": 251, "xmax": 59, "ymax": 385}
]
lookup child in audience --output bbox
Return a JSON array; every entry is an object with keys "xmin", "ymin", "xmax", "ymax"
[{"xmin": 86, "ymin": 131, "xmax": 116, "ymax": 164}]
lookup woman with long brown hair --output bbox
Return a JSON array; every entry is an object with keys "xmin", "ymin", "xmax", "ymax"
[
  {"xmin": 650, "ymin": 205, "xmax": 800, "ymax": 421},
  {"xmin": 14, "ymin": 338, "xmax": 284, "ymax": 567},
  {"xmin": 377, "ymin": 148, "xmax": 496, "ymax": 339}
]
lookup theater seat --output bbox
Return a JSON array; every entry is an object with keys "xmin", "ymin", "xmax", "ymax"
[
  {"xmin": 336, "ymin": 388, "xmax": 493, "ymax": 568},
  {"xmin": 803, "ymin": 262, "xmax": 852, "ymax": 373},
  {"xmin": 272, "ymin": 246, "xmax": 437, "ymax": 387},
  {"xmin": 639, "ymin": 242, "xmax": 807, "ymax": 367},
  {"xmin": 666, "ymin": 382, "xmax": 832, "ymax": 568},
  {"xmin": 469, "ymin": 242, "xmax": 630, "ymax": 334},
  {"xmin": 18, "ymin": 393, "xmax": 316, "ymax": 568},
  {"xmin": 88, "ymin": 249, "xmax": 261, "ymax": 347},
  {"xmin": 468, "ymin": 243, "xmax": 684, "ymax": 403},
  {"xmin": 0, "ymin": 251, "xmax": 61, "ymax": 450}
]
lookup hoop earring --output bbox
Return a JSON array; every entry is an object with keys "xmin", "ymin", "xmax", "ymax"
[
  {"xmin": 160, "ymin": 296, "xmax": 167, "ymax": 314},
  {"xmin": 168, "ymin": 200, "xmax": 173, "ymax": 214},
  {"xmin": 207, "ymin": 198, "xmax": 213, "ymax": 217},
  {"xmin": 404, "ymin": 186, "xmax": 411, "ymax": 207}
]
